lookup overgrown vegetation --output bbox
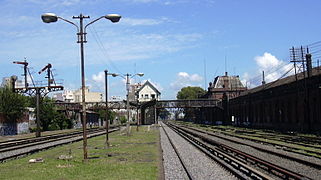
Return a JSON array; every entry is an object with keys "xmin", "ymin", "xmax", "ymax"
[
  {"xmin": 119, "ymin": 115, "xmax": 127, "ymax": 124},
  {"xmin": 0, "ymin": 126, "xmax": 161, "ymax": 180},
  {"xmin": 96, "ymin": 109, "xmax": 117, "ymax": 125},
  {"xmin": 0, "ymin": 87, "xmax": 28, "ymax": 122},
  {"xmin": 30, "ymin": 97, "xmax": 73, "ymax": 131},
  {"xmin": 0, "ymin": 86, "xmax": 72, "ymax": 131}
]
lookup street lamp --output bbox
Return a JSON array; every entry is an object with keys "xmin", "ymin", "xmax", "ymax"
[
  {"xmin": 104, "ymin": 70, "xmax": 118, "ymax": 148},
  {"xmin": 116, "ymin": 73, "xmax": 144, "ymax": 135},
  {"xmin": 42, "ymin": 12, "xmax": 121, "ymax": 160}
]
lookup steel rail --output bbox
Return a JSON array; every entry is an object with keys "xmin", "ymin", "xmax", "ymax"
[
  {"xmin": 166, "ymin": 122, "xmax": 269, "ymax": 180},
  {"xmin": 0, "ymin": 129, "xmax": 102, "ymax": 153},
  {"xmin": 160, "ymin": 123, "xmax": 194, "ymax": 180},
  {"xmin": 167, "ymin": 122, "xmax": 312, "ymax": 180},
  {"xmin": 182, "ymin": 125, "xmax": 321, "ymax": 170},
  {"xmin": 0, "ymin": 128, "xmax": 101, "ymax": 150}
]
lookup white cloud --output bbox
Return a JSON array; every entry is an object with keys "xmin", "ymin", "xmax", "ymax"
[
  {"xmin": 121, "ymin": 18, "xmax": 165, "ymax": 26},
  {"xmin": 92, "ymin": 71, "xmax": 105, "ymax": 84},
  {"xmin": 255, "ymin": 52, "xmax": 282, "ymax": 70},
  {"xmin": 170, "ymin": 72, "xmax": 203, "ymax": 90},
  {"xmin": 93, "ymin": 32, "xmax": 203, "ymax": 62},
  {"xmin": 241, "ymin": 52, "xmax": 294, "ymax": 88}
]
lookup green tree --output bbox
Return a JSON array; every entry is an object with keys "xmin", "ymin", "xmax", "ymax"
[
  {"xmin": 97, "ymin": 109, "xmax": 117, "ymax": 124},
  {"xmin": 119, "ymin": 116, "xmax": 127, "ymax": 124},
  {"xmin": 30, "ymin": 96, "xmax": 72, "ymax": 131},
  {"xmin": 176, "ymin": 86, "xmax": 206, "ymax": 122},
  {"xmin": 49, "ymin": 112, "xmax": 73, "ymax": 130},
  {"xmin": 38, "ymin": 97, "xmax": 57, "ymax": 131},
  {"xmin": 176, "ymin": 86, "xmax": 206, "ymax": 100},
  {"xmin": 158, "ymin": 108, "xmax": 171, "ymax": 120},
  {"xmin": 0, "ymin": 87, "xmax": 27, "ymax": 122}
]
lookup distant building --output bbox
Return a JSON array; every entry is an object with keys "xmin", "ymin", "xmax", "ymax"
[
  {"xmin": 1, "ymin": 76, "xmax": 24, "ymax": 89},
  {"xmin": 128, "ymin": 83, "xmax": 142, "ymax": 102},
  {"xmin": 204, "ymin": 72, "xmax": 246, "ymax": 100},
  {"xmin": 53, "ymin": 87, "xmax": 103, "ymax": 103},
  {"xmin": 136, "ymin": 80, "xmax": 161, "ymax": 102}
]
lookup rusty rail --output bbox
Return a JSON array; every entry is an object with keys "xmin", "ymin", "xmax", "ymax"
[{"xmin": 167, "ymin": 122, "xmax": 312, "ymax": 180}]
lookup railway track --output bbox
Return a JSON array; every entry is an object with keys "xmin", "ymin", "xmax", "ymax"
[
  {"xmin": 165, "ymin": 121, "xmax": 317, "ymax": 180},
  {"xmin": 0, "ymin": 127, "xmax": 119, "ymax": 162},
  {"xmin": 180, "ymin": 125, "xmax": 321, "ymax": 171},
  {"xmin": 160, "ymin": 122, "xmax": 237, "ymax": 180},
  {"xmin": 160, "ymin": 122, "xmax": 193, "ymax": 180},
  {"xmin": 189, "ymin": 124, "xmax": 321, "ymax": 158}
]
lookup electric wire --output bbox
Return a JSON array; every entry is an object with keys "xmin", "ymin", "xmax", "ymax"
[
  {"xmin": 85, "ymin": 21, "xmax": 123, "ymax": 75},
  {"xmin": 262, "ymin": 65, "xmax": 294, "ymax": 90},
  {"xmin": 245, "ymin": 62, "xmax": 292, "ymax": 87}
]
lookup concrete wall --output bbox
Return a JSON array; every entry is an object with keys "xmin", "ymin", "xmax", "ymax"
[{"xmin": 0, "ymin": 112, "xmax": 30, "ymax": 135}]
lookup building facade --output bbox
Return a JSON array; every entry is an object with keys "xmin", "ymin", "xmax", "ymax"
[
  {"xmin": 53, "ymin": 87, "xmax": 103, "ymax": 103},
  {"xmin": 136, "ymin": 81, "xmax": 161, "ymax": 102},
  {"xmin": 205, "ymin": 72, "xmax": 247, "ymax": 100},
  {"xmin": 228, "ymin": 67, "xmax": 321, "ymax": 131}
]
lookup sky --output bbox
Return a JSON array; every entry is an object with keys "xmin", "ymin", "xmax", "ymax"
[{"xmin": 1, "ymin": 0, "xmax": 321, "ymax": 100}]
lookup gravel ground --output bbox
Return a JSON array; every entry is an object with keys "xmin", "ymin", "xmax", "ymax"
[
  {"xmin": 0, "ymin": 131, "xmax": 106, "ymax": 161},
  {"xmin": 180, "ymin": 125, "xmax": 321, "ymax": 180},
  {"xmin": 160, "ymin": 122, "xmax": 237, "ymax": 180}
]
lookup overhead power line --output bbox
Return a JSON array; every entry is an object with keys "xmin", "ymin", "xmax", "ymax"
[{"xmin": 85, "ymin": 20, "xmax": 123, "ymax": 74}]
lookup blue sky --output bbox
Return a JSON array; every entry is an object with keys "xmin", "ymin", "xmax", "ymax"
[{"xmin": 1, "ymin": 0, "xmax": 321, "ymax": 99}]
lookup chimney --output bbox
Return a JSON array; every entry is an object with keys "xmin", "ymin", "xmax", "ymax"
[{"xmin": 225, "ymin": 72, "xmax": 228, "ymax": 76}]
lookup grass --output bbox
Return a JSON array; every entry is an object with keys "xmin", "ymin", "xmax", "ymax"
[{"xmin": 0, "ymin": 126, "xmax": 161, "ymax": 180}]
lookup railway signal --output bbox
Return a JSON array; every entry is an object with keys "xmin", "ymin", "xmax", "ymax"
[{"xmin": 13, "ymin": 59, "xmax": 63, "ymax": 137}]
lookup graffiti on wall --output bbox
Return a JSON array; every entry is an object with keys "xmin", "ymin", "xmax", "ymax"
[
  {"xmin": 0, "ymin": 123, "xmax": 17, "ymax": 136},
  {"xmin": 17, "ymin": 122, "xmax": 29, "ymax": 134}
]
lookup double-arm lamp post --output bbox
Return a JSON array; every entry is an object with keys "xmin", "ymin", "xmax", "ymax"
[
  {"xmin": 104, "ymin": 72, "xmax": 144, "ymax": 136},
  {"xmin": 124, "ymin": 73, "xmax": 144, "ymax": 135},
  {"xmin": 41, "ymin": 13, "xmax": 121, "ymax": 160}
]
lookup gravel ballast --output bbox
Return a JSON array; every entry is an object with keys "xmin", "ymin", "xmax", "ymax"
[
  {"xmin": 180, "ymin": 125, "xmax": 321, "ymax": 180},
  {"xmin": 160, "ymin": 122, "xmax": 237, "ymax": 180}
]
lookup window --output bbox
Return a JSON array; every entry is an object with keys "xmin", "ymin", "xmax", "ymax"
[
  {"xmin": 151, "ymin": 94, "xmax": 155, "ymax": 99},
  {"xmin": 145, "ymin": 94, "xmax": 149, "ymax": 99}
]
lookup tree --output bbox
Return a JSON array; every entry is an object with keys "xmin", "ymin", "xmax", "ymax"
[
  {"xmin": 30, "ymin": 96, "xmax": 72, "ymax": 131},
  {"xmin": 158, "ymin": 108, "xmax": 171, "ymax": 120},
  {"xmin": 97, "ymin": 109, "xmax": 117, "ymax": 125},
  {"xmin": 176, "ymin": 86, "xmax": 206, "ymax": 100},
  {"xmin": 119, "ymin": 116, "xmax": 127, "ymax": 124},
  {"xmin": 0, "ymin": 87, "xmax": 27, "ymax": 122},
  {"xmin": 176, "ymin": 86, "xmax": 206, "ymax": 122}
]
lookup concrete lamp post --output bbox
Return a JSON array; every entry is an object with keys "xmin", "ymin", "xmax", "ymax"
[
  {"xmin": 113, "ymin": 73, "xmax": 144, "ymax": 135},
  {"xmin": 104, "ymin": 70, "xmax": 118, "ymax": 148},
  {"xmin": 124, "ymin": 73, "xmax": 144, "ymax": 136},
  {"xmin": 41, "ymin": 12, "xmax": 121, "ymax": 161}
]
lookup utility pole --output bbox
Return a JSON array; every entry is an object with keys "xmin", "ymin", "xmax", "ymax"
[
  {"xmin": 42, "ymin": 12, "xmax": 121, "ymax": 161},
  {"xmin": 73, "ymin": 14, "xmax": 90, "ymax": 160},
  {"xmin": 126, "ymin": 73, "xmax": 131, "ymax": 136},
  {"xmin": 104, "ymin": 70, "xmax": 110, "ymax": 147}
]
